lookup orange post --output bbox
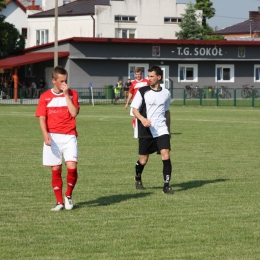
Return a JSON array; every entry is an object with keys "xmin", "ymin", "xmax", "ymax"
[{"xmin": 12, "ymin": 68, "xmax": 18, "ymax": 102}]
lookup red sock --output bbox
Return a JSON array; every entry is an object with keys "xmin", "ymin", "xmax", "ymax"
[
  {"xmin": 65, "ymin": 168, "xmax": 78, "ymax": 197},
  {"xmin": 52, "ymin": 169, "xmax": 63, "ymax": 204}
]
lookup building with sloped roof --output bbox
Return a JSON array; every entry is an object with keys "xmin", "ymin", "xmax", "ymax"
[
  {"xmin": 211, "ymin": 8, "xmax": 260, "ymax": 40},
  {"xmin": 0, "ymin": 0, "xmax": 43, "ymax": 48},
  {"xmin": 26, "ymin": 0, "xmax": 195, "ymax": 47},
  {"xmin": 1, "ymin": 37, "xmax": 260, "ymax": 102}
]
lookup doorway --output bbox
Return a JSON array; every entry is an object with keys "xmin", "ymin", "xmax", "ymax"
[{"xmin": 160, "ymin": 65, "xmax": 169, "ymax": 89}]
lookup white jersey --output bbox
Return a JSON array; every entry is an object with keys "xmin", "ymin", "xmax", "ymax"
[{"xmin": 131, "ymin": 86, "xmax": 171, "ymax": 138}]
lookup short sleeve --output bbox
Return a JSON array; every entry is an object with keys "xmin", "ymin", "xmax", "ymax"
[
  {"xmin": 130, "ymin": 90, "xmax": 142, "ymax": 110},
  {"xmin": 129, "ymin": 84, "xmax": 134, "ymax": 94},
  {"xmin": 165, "ymin": 91, "xmax": 171, "ymax": 111},
  {"xmin": 35, "ymin": 95, "xmax": 47, "ymax": 117},
  {"xmin": 71, "ymin": 90, "xmax": 80, "ymax": 110}
]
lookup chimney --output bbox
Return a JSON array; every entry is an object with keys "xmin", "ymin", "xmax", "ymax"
[{"xmin": 26, "ymin": 0, "xmax": 42, "ymax": 11}]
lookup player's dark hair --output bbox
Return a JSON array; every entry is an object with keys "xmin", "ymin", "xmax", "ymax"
[
  {"xmin": 52, "ymin": 66, "xmax": 68, "ymax": 80},
  {"xmin": 148, "ymin": 65, "xmax": 163, "ymax": 78}
]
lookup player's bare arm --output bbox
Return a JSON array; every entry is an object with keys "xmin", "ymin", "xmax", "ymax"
[
  {"xmin": 132, "ymin": 108, "xmax": 151, "ymax": 127},
  {"xmin": 39, "ymin": 116, "xmax": 52, "ymax": 146},
  {"xmin": 61, "ymin": 83, "xmax": 79, "ymax": 117},
  {"xmin": 124, "ymin": 92, "xmax": 133, "ymax": 109}
]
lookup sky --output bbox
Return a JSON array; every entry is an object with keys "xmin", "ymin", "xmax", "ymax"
[{"xmin": 178, "ymin": 0, "xmax": 260, "ymax": 30}]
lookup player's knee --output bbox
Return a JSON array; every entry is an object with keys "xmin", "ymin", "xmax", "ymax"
[
  {"xmin": 139, "ymin": 156, "xmax": 148, "ymax": 165},
  {"xmin": 161, "ymin": 149, "xmax": 170, "ymax": 160}
]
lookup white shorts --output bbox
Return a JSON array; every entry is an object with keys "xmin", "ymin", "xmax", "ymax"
[
  {"xmin": 130, "ymin": 108, "xmax": 138, "ymax": 138},
  {"xmin": 133, "ymin": 118, "xmax": 138, "ymax": 138},
  {"xmin": 43, "ymin": 133, "xmax": 78, "ymax": 166},
  {"xmin": 130, "ymin": 107, "xmax": 134, "ymax": 117}
]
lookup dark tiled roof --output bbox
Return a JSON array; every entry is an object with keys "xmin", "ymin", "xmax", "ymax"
[
  {"xmin": 28, "ymin": 0, "xmax": 110, "ymax": 17},
  {"xmin": 212, "ymin": 19, "xmax": 260, "ymax": 35}
]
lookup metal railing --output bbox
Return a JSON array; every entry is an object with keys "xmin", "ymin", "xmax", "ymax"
[{"xmin": 1, "ymin": 87, "xmax": 260, "ymax": 107}]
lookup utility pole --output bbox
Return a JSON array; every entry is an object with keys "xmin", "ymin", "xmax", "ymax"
[
  {"xmin": 250, "ymin": 19, "xmax": 252, "ymax": 38},
  {"xmin": 54, "ymin": 0, "xmax": 58, "ymax": 67}
]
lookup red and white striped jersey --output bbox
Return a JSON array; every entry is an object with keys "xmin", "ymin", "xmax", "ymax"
[
  {"xmin": 129, "ymin": 78, "xmax": 150, "ymax": 100},
  {"xmin": 35, "ymin": 89, "xmax": 80, "ymax": 136}
]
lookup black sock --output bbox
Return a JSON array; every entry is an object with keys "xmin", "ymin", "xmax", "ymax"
[
  {"xmin": 163, "ymin": 159, "xmax": 172, "ymax": 187},
  {"xmin": 135, "ymin": 161, "xmax": 145, "ymax": 181}
]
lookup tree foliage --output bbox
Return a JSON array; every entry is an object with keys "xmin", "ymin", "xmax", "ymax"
[
  {"xmin": 194, "ymin": 0, "xmax": 215, "ymax": 28},
  {"xmin": 194, "ymin": 1, "xmax": 224, "ymax": 40},
  {"xmin": 205, "ymin": 34, "xmax": 225, "ymax": 40},
  {"xmin": 0, "ymin": 15, "xmax": 25, "ymax": 57},
  {"xmin": 0, "ymin": 0, "xmax": 6, "ymax": 11},
  {"xmin": 175, "ymin": 2, "xmax": 205, "ymax": 40}
]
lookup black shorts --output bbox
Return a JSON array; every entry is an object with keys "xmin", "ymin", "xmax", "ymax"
[{"xmin": 139, "ymin": 134, "xmax": 171, "ymax": 155}]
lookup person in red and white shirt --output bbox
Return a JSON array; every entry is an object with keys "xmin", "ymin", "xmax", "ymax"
[
  {"xmin": 124, "ymin": 67, "xmax": 149, "ymax": 137},
  {"xmin": 35, "ymin": 66, "xmax": 80, "ymax": 211}
]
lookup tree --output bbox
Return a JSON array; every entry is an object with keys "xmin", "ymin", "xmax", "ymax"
[
  {"xmin": 0, "ymin": 0, "xmax": 5, "ymax": 11},
  {"xmin": 194, "ymin": 0, "xmax": 215, "ymax": 28},
  {"xmin": 194, "ymin": 1, "xmax": 224, "ymax": 40},
  {"xmin": 0, "ymin": 15, "xmax": 25, "ymax": 57},
  {"xmin": 0, "ymin": 1, "xmax": 25, "ymax": 57},
  {"xmin": 205, "ymin": 34, "xmax": 225, "ymax": 40},
  {"xmin": 175, "ymin": 2, "xmax": 205, "ymax": 40}
]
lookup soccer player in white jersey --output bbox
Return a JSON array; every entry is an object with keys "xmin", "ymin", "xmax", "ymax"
[
  {"xmin": 124, "ymin": 67, "xmax": 149, "ymax": 137},
  {"xmin": 35, "ymin": 66, "xmax": 80, "ymax": 211},
  {"xmin": 131, "ymin": 65, "xmax": 173, "ymax": 194}
]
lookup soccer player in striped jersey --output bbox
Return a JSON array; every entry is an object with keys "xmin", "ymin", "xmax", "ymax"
[
  {"xmin": 124, "ymin": 67, "xmax": 150, "ymax": 137},
  {"xmin": 130, "ymin": 65, "xmax": 173, "ymax": 194},
  {"xmin": 35, "ymin": 66, "xmax": 80, "ymax": 211}
]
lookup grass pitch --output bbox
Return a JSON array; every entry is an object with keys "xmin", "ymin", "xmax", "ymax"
[{"xmin": 0, "ymin": 104, "xmax": 260, "ymax": 259}]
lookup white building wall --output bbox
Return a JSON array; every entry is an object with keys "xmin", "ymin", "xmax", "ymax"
[
  {"xmin": 176, "ymin": 3, "xmax": 187, "ymax": 17},
  {"xmin": 27, "ymin": 16, "xmax": 94, "ymax": 47},
  {"xmin": 96, "ymin": 0, "xmax": 188, "ymax": 39},
  {"xmin": 41, "ymin": 0, "xmax": 63, "ymax": 11},
  {"xmin": 26, "ymin": 0, "xmax": 201, "ymax": 47}
]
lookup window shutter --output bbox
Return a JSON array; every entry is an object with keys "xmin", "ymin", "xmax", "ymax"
[
  {"xmin": 256, "ymin": 68, "xmax": 260, "ymax": 81},
  {"xmin": 217, "ymin": 67, "xmax": 221, "ymax": 81},
  {"xmin": 180, "ymin": 67, "xmax": 184, "ymax": 81}
]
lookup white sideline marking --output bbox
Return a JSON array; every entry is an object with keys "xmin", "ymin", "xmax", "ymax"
[
  {"xmin": 0, "ymin": 112, "xmax": 259, "ymax": 125},
  {"xmin": 174, "ymin": 118, "xmax": 260, "ymax": 124}
]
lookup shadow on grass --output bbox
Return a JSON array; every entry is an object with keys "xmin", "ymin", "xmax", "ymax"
[
  {"xmin": 151, "ymin": 178, "xmax": 228, "ymax": 192},
  {"xmin": 74, "ymin": 192, "xmax": 153, "ymax": 208},
  {"xmin": 172, "ymin": 178, "xmax": 229, "ymax": 192}
]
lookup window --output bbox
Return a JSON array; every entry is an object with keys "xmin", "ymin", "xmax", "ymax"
[
  {"xmin": 25, "ymin": 64, "xmax": 36, "ymax": 77},
  {"xmin": 115, "ymin": 16, "xmax": 136, "ymax": 22},
  {"xmin": 215, "ymin": 65, "xmax": 234, "ymax": 82},
  {"xmin": 128, "ymin": 63, "xmax": 149, "ymax": 80},
  {"xmin": 21, "ymin": 28, "xmax": 27, "ymax": 39},
  {"xmin": 254, "ymin": 65, "xmax": 260, "ymax": 82},
  {"xmin": 36, "ymin": 29, "xmax": 49, "ymax": 45},
  {"xmin": 152, "ymin": 46, "xmax": 160, "ymax": 57},
  {"xmin": 115, "ymin": 29, "xmax": 136, "ymax": 38},
  {"xmin": 178, "ymin": 64, "xmax": 198, "ymax": 82},
  {"xmin": 164, "ymin": 17, "xmax": 182, "ymax": 23}
]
